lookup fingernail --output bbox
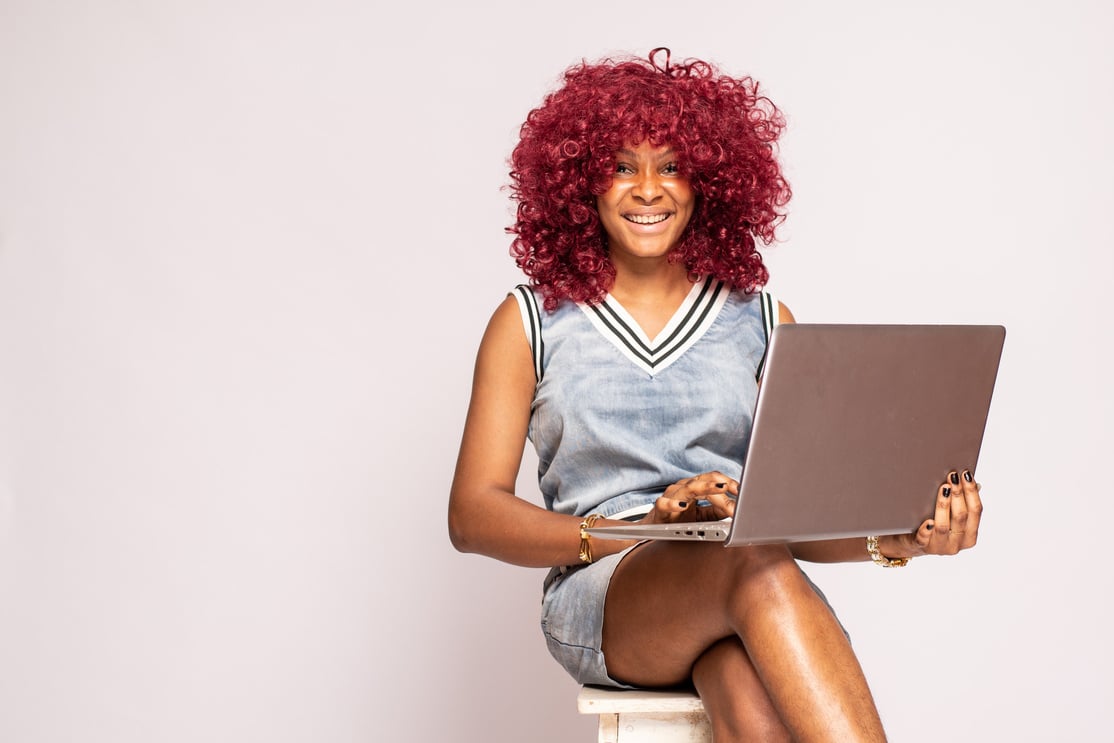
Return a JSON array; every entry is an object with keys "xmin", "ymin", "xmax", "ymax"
[
  {"xmin": 950, "ymin": 472, "xmax": 960, "ymax": 485},
  {"xmin": 943, "ymin": 486, "xmax": 951, "ymax": 498},
  {"xmin": 963, "ymin": 470, "xmax": 973, "ymax": 483},
  {"xmin": 715, "ymin": 482, "xmax": 726, "ymax": 488},
  {"xmin": 926, "ymin": 522, "xmax": 934, "ymax": 531},
  {"xmin": 677, "ymin": 501, "xmax": 688, "ymax": 508}
]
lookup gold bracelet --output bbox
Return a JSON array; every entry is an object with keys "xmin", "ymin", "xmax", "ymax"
[
  {"xmin": 578, "ymin": 514, "xmax": 603, "ymax": 564},
  {"xmin": 866, "ymin": 535, "xmax": 910, "ymax": 568}
]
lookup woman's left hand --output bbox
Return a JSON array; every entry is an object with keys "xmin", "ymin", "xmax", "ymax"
[{"xmin": 886, "ymin": 469, "xmax": 983, "ymax": 558}]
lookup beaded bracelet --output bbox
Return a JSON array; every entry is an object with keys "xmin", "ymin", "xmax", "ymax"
[{"xmin": 866, "ymin": 535, "xmax": 910, "ymax": 568}]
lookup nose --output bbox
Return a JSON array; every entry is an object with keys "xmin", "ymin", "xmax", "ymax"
[{"xmin": 631, "ymin": 170, "xmax": 663, "ymax": 202}]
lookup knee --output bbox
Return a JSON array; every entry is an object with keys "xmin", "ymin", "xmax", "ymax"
[
  {"xmin": 726, "ymin": 544, "xmax": 809, "ymax": 605},
  {"xmin": 730, "ymin": 543, "xmax": 798, "ymax": 581},
  {"xmin": 692, "ymin": 636, "xmax": 750, "ymax": 688}
]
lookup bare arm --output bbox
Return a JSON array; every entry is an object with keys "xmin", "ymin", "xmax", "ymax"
[
  {"xmin": 790, "ymin": 536, "xmax": 888, "ymax": 563},
  {"xmin": 447, "ymin": 296, "xmax": 636, "ymax": 567}
]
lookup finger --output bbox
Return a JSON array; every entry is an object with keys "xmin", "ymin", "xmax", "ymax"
[
  {"xmin": 653, "ymin": 493, "xmax": 693, "ymax": 520},
  {"xmin": 932, "ymin": 476, "xmax": 954, "ymax": 541},
  {"xmin": 686, "ymin": 472, "xmax": 739, "ymax": 518},
  {"xmin": 661, "ymin": 476, "xmax": 699, "ymax": 504},
  {"xmin": 918, "ymin": 479, "xmax": 951, "ymax": 555},
  {"xmin": 913, "ymin": 519, "xmax": 935, "ymax": 551},
  {"xmin": 697, "ymin": 471, "xmax": 739, "ymax": 497},
  {"xmin": 947, "ymin": 482, "xmax": 970, "ymax": 555},
  {"xmin": 703, "ymin": 480, "xmax": 738, "ymax": 519},
  {"xmin": 702, "ymin": 493, "xmax": 736, "ymax": 519},
  {"xmin": 665, "ymin": 473, "xmax": 735, "ymax": 498},
  {"xmin": 959, "ymin": 469, "xmax": 983, "ymax": 549}
]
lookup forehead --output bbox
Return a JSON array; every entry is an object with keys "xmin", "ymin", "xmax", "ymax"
[{"xmin": 616, "ymin": 142, "xmax": 676, "ymax": 158}]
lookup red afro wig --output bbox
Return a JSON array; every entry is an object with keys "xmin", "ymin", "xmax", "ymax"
[{"xmin": 509, "ymin": 48, "xmax": 791, "ymax": 311}]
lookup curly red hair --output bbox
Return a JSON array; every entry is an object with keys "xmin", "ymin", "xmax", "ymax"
[{"xmin": 509, "ymin": 49, "xmax": 791, "ymax": 311}]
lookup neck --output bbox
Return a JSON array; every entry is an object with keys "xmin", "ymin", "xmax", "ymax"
[{"xmin": 608, "ymin": 259, "xmax": 693, "ymax": 305}]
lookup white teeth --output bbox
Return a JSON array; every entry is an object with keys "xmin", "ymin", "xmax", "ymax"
[{"xmin": 625, "ymin": 213, "xmax": 669, "ymax": 225}]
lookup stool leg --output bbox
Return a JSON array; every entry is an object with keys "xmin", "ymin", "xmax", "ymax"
[{"xmin": 598, "ymin": 712, "xmax": 619, "ymax": 743}]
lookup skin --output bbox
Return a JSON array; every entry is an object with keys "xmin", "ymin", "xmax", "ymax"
[
  {"xmin": 448, "ymin": 141, "xmax": 983, "ymax": 742},
  {"xmin": 596, "ymin": 144, "xmax": 695, "ymax": 267}
]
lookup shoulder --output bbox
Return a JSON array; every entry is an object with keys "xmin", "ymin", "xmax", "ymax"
[
  {"xmin": 734, "ymin": 287, "xmax": 795, "ymax": 327},
  {"xmin": 470, "ymin": 293, "xmax": 536, "ymax": 390},
  {"xmin": 751, "ymin": 287, "xmax": 795, "ymax": 325},
  {"xmin": 485, "ymin": 293, "xmax": 530, "ymax": 348}
]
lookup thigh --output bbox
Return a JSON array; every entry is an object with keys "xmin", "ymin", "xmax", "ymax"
[{"xmin": 601, "ymin": 539, "xmax": 802, "ymax": 686}]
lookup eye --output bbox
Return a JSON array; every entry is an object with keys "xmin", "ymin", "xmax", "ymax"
[
  {"xmin": 661, "ymin": 162, "xmax": 680, "ymax": 175},
  {"xmin": 615, "ymin": 162, "xmax": 635, "ymax": 175}
]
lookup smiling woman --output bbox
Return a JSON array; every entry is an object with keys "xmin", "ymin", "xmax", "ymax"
[
  {"xmin": 449, "ymin": 49, "xmax": 983, "ymax": 743},
  {"xmin": 595, "ymin": 143, "xmax": 694, "ymax": 266},
  {"xmin": 506, "ymin": 48, "xmax": 790, "ymax": 313}
]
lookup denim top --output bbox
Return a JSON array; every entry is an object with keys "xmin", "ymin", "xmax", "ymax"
[{"xmin": 513, "ymin": 277, "xmax": 775, "ymax": 520}]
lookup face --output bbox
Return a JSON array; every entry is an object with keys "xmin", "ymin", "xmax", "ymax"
[{"xmin": 596, "ymin": 141, "xmax": 695, "ymax": 264}]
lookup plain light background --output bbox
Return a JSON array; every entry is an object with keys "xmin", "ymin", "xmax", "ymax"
[{"xmin": 1, "ymin": 1, "xmax": 1111, "ymax": 741}]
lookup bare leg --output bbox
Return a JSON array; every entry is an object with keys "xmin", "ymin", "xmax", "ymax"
[
  {"xmin": 692, "ymin": 636, "xmax": 791, "ymax": 742},
  {"xmin": 602, "ymin": 542, "xmax": 885, "ymax": 742}
]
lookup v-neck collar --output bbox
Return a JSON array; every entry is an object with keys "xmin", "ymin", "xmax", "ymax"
[{"xmin": 578, "ymin": 276, "xmax": 730, "ymax": 376}]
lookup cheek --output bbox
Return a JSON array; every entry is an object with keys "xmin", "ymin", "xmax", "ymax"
[
  {"xmin": 596, "ymin": 187, "xmax": 627, "ymax": 223},
  {"xmin": 667, "ymin": 181, "xmax": 694, "ymax": 204},
  {"xmin": 672, "ymin": 188, "xmax": 696, "ymax": 231},
  {"xmin": 598, "ymin": 183, "xmax": 625, "ymax": 207},
  {"xmin": 595, "ymin": 199, "xmax": 621, "ymax": 239}
]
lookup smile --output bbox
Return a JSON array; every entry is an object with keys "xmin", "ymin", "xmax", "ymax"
[{"xmin": 624, "ymin": 213, "xmax": 671, "ymax": 225}]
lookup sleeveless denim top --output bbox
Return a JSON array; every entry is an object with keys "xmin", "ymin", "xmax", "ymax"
[{"xmin": 513, "ymin": 277, "xmax": 777, "ymax": 520}]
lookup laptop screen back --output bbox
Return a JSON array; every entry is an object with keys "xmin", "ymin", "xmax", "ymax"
[{"xmin": 726, "ymin": 323, "xmax": 1005, "ymax": 546}]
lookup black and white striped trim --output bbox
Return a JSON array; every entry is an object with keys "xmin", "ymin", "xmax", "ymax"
[
  {"xmin": 755, "ymin": 290, "xmax": 779, "ymax": 380},
  {"xmin": 512, "ymin": 285, "xmax": 545, "ymax": 381},
  {"xmin": 579, "ymin": 276, "xmax": 730, "ymax": 377}
]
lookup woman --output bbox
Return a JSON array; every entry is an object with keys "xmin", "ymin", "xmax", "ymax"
[{"xmin": 448, "ymin": 49, "xmax": 981, "ymax": 742}]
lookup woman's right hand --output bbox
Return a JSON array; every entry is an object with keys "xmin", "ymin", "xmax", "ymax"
[{"xmin": 641, "ymin": 471, "xmax": 740, "ymax": 525}]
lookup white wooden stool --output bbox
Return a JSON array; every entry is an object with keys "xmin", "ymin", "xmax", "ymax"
[{"xmin": 577, "ymin": 686, "xmax": 711, "ymax": 742}]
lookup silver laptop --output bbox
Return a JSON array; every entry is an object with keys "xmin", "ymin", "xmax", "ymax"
[{"xmin": 587, "ymin": 323, "xmax": 1006, "ymax": 547}]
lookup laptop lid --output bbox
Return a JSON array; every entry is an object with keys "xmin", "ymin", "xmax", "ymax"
[{"xmin": 723, "ymin": 323, "xmax": 1005, "ymax": 546}]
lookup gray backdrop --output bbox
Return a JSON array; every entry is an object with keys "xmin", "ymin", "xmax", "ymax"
[{"xmin": 1, "ymin": 0, "xmax": 1110, "ymax": 740}]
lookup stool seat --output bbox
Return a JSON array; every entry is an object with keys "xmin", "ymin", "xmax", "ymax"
[{"xmin": 577, "ymin": 686, "xmax": 711, "ymax": 742}]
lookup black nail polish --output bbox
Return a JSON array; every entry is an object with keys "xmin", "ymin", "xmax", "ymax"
[
  {"xmin": 677, "ymin": 501, "xmax": 688, "ymax": 508},
  {"xmin": 963, "ymin": 470, "xmax": 973, "ymax": 483},
  {"xmin": 950, "ymin": 472, "xmax": 960, "ymax": 485},
  {"xmin": 943, "ymin": 486, "xmax": 951, "ymax": 498},
  {"xmin": 926, "ymin": 523, "xmax": 934, "ymax": 531},
  {"xmin": 715, "ymin": 482, "xmax": 726, "ymax": 489}
]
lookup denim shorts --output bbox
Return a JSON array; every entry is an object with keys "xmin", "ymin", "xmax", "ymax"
[
  {"xmin": 539, "ymin": 547, "xmax": 848, "ymax": 689},
  {"xmin": 540, "ymin": 546, "xmax": 641, "ymax": 688}
]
